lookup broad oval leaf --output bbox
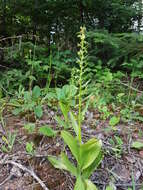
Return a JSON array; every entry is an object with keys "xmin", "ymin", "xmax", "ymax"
[
  {"xmin": 61, "ymin": 152, "xmax": 77, "ymax": 177},
  {"xmin": 61, "ymin": 131, "xmax": 79, "ymax": 162},
  {"xmin": 48, "ymin": 155, "xmax": 67, "ymax": 170},
  {"xmin": 34, "ymin": 105, "xmax": 43, "ymax": 118},
  {"xmin": 80, "ymin": 138, "xmax": 102, "ymax": 170},
  {"xmin": 132, "ymin": 141, "xmax": 143, "ymax": 150},
  {"xmin": 32, "ymin": 85, "xmax": 41, "ymax": 99},
  {"xmin": 39, "ymin": 125, "xmax": 56, "ymax": 137},
  {"xmin": 83, "ymin": 151, "xmax": 103, "ymax": 178},
  {"xmin": 85, "ymin": 179, "xmax": 98, "ymax": 190}
]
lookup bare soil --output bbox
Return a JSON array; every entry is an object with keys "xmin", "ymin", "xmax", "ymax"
[{"xmin": 0, "ymin": 107, "xmax": 143, "ymax": 190}]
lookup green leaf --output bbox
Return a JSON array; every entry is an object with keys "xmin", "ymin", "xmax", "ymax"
[
  {"xmin": 61, "ymin": 152, "xmax": 77, "ymax": 177},
  {"xmin": 109, "ymin": 116, "xmax": 120, "ymax": 126},
  {"xmin": 69, "ymin": 112, "xmax": 79, "ymax": 137},
  {"xmin": 56, "ymin": 88, "xmax": 62, "ymax": 101},
  {"xmin": 83, "ymin": 151, "xmax": 103, "ymax": 178},
  {"xmin": 48, "ymin": 156, "xmax": 67, "ymax": 170},
  {"xmin": 34, "ymin": 105, "xmax": 43, "ymax": 118},
  {"xmin": 85, "ymin": 179, "xmax": 98, "ymax": 190},
  {"xmin": 24, "ymin": 123, "xmax": 35, "ymax": 133},
  {"xmin": 59, "ymin": 102, "xmax": 69, "ymax": 122},
  {"xmin": 26, "ymin": 142, "xmax": 34, "ymax": 154},
  {"xmin": 74, "ymin": 176, "xmax": 85, "ymax": 190},
  {"xmin": 115, "ymin": 136, "xmax": 123, "ymax": 146},
  {"xmin": 61, "ymin": 131, "xmax": 79, "ymax": 162},
  {"xmin": 39, "ymin": 125, "xmax": 56, "ymax": 137},
  {"xmin": 132, "ymin": 141, "xmax": 143, "ymax": 150},
  {"xmin": 80, "ymin": 139, "xmax": 102, "ymax": 170},
  {"xmin": 32, "ymin": 86, "xmax": 41, "ymax": 99}
]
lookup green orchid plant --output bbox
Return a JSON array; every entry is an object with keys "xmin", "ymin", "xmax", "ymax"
[{"xmin": 48, "ymin": 27, "xmax": 103, "ymax": 190}]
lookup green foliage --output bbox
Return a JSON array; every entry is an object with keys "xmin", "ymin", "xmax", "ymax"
[
  {"xmin": 87, "ymin": 31, "xmax": 143, "ymax": 70},
  {"xmin": 24, "ymin": 123, "xmax": 35, "ymax": 133},
  {"xmin": 132, "ymin": 141, "xmax": 143, "ymax": 150},
  {"xmin": 109, "ymin": 116, "xmax": 120, "ymax": 127},
  {"xmin": 0, "ymin": 69, "xmax": 26, "ymax": 95},
  {"xmin": 26, "ymin": 142, "xmax": 34, "ymax": 155},
  {"xmin": 109, "ymin": 136, "xmax": 123, "ymax": 158},
  {"xmin": 39, "ymin": 125, "xmax": 57, "ymax": 137},
  {"xmin": 12, "ymin": 85, "xmax": 43, "ymax": 118}
]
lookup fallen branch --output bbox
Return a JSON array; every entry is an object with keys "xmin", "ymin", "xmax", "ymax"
[{"xmin": 4, "ymin": 160, "xmax": 49, "ymax": 190}]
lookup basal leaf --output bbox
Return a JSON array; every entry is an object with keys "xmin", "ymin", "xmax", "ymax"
[
  {"xmin": 61, "ymin": 152, "xmax": 77, "ymax": 177},
  {"xmin": 85, "ymin": 179, "xmax": 98, "ymax": 190},
  {"xmin": 83, "ymin": 151, "xmax": 103, "ymax": 178},
  {"xmin": 80, "ymin": 138, "xmax": 102, "ymax": 170},
  {"xmin": 61, "ymin": 131, "xmax": 79, "ymax": 162},
  {"xmin": 48, "ymin": 156, "xmax": 67, "ymax": 170}
]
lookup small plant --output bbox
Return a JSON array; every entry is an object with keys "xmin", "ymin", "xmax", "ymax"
[
  {"xmin": 109, "ymin": 116, "xmax": 120, "ymax": 127},
  {"xmin": 39, "ymin": 125, "xmax": 57, "ymax": 137},
  {"xmin": 49, "ymin": 131, "xmax": 102, "ymax": 190},
  {"xmin": 24, "ymin": 123, "xmax": 36, "ymax": 133},
  {"xmin": 48, "ymin": 27, "xmax": 103, "ymax": 190},
  {"xmin": 1, "ymin": 131, "xmax": 17, "ymax": 153},
  {"xmin": 12, "ymin": 85, "xmax": 43, "ymax": 119},
  {"xmin": 55, "ymin": 84, "xmax": 77, "ymax": 129},
  {"xmin": 26, "ymin": 142, "xmax": 35, "ymax": 155},
  {"xmin": 109, "ymin": 135, "xmax": 123, "ymax": 158}
]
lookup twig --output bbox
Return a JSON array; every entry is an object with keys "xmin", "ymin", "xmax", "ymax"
[
  {"xmin": 119, "ymin": 81, "xmax": 142, "ymax": 93},
  {"xmin": 0, "ymin": 174, "xmax": 12, "ymax": 186},
  {"xmin": 4, "ymin": 160, "xmax": 49, "ymax": 190}
]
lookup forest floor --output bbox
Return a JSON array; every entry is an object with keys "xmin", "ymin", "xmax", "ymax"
[{"xmin": 0, "ymin": 106, "xmax": 143, "ymax": 190}]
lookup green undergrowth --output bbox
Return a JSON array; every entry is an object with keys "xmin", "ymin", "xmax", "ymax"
[{"xmin": 0, "ymin": 27, "xmax": 143, "ymax": 190}]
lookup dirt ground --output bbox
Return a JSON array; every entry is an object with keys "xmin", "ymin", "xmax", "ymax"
[{"xmin": 0, "ymin": 107, "xmax": 143, "ymax": 190}]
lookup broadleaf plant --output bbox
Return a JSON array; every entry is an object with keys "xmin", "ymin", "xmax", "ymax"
[{"xmin": 48, "ymin": 27, "xmax": 103, "ymax": 190}]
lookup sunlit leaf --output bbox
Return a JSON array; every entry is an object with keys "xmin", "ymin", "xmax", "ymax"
[
  {"xmin": 34, "ymin": 105, "xmax": 43, "ymax": 118},
  {"xmin": 39, "ymin": 125, "xmax": 56, "ymax": 137},
  {"xmin": 61, "ymin": 131, "xmax": 79, "ymax": 162},
  {"xmin": 80, "ymin": 139, "xmax": 102, "ymax": 170}
]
